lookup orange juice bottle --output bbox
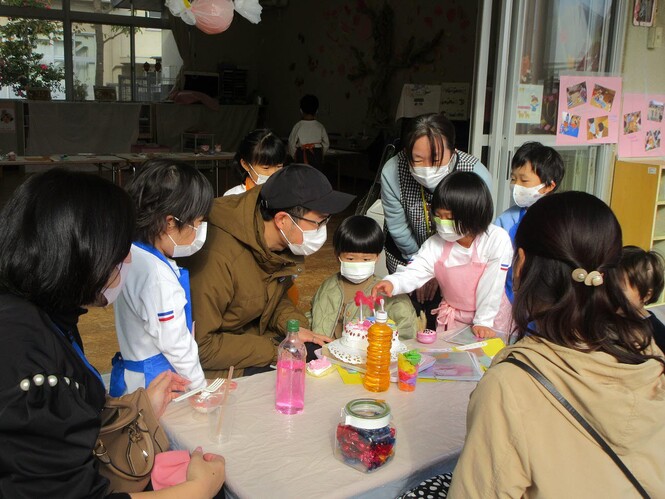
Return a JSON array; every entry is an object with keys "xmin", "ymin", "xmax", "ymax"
[{"xmin": 363, "ymin": 310, "xmax": 392, "ymax": 392}]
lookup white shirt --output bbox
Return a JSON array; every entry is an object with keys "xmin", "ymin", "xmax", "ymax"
[
  {"xmin": 385, "ymin": 225, "xmax": 513, "ymax": 327},
  {"xmin": 223, "ymin": 183, "xmax": 247, "ymax": 196},
  {"xmin": 114, "ymin": 244, "xmax": 206, "ymax": 393},
  {"xmin": 288, "ymin": 119, "xmax": 330, "ymax": 157}
]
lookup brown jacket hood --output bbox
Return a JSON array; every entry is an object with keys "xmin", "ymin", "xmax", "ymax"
[{"xmin": 208, "ymin": 185, "xmax": 305, "ymax": 275}]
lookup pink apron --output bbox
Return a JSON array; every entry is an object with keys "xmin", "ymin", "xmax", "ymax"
[{"xmin": 432, "ymin": 240, "xmax": 512, "ymax": 335}]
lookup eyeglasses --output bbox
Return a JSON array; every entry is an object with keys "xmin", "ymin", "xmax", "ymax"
[
  {"xmin": 290, "ymin": 213, "xmax": 331, "ymax": 230},
  {"xmin": 174, "ymin": 216, "xmax": 200, "ymax": 232}
]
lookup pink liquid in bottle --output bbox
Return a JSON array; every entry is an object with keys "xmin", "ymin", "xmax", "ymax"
[{"xmin": 275, "ymin": 319, "xmax": 306, "ymax": 414}]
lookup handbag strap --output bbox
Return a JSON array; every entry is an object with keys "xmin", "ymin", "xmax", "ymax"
[{"xmin": 502, "ymin": 357, "xmax": 651, "ymax": 499}]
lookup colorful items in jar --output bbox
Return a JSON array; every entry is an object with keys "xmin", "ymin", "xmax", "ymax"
[{"xmin": 335, "ymin": 424, "xmax": 396, "ymax": 472}]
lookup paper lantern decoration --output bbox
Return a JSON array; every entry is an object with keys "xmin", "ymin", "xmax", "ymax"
[
  {"xmin": 191, "ymin": 0, "xmax": 234, "ymax": 35},
  {"xmin": 166, "ymin": 0, "xmax": 196, "ymax": 25}
]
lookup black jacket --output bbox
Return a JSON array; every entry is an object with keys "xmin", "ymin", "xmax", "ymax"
[{"xmin": 0, "ymin": 292, "xmax": 112, "ymax": 498}]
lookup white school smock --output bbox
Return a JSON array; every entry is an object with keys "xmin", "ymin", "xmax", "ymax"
[
  {"xmin": 223, "ymin": 183, "xmax": 247, "ymax": 196},
  {"xmin": 384, "ymin": 224, "xmax": 513, "ymax": 327},
  {"xmin": 287, "ymin": 119, "xmax": 330, "ymax": 157},
  {"xmin": 114, "ymin": 244, "xmax": 206, "ymax": 393}
]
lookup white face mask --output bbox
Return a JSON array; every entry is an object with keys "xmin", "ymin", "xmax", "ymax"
[
  {"xmin": 434, "ymin": 217, "xmax": 463, "ymax": 242},
  {"xmin": 339, "ymin": 259, "xmax": 376, "ymax": 284},
  {"xmin": 410, "ymin": 161, "xmax": 451, "ymax": 190},
  {"xmin": 248, "ymin": 163, "xmax": 271, "ymax": 185},
  {"xmin": 513, "ymin": 183, "xmax": 545, "ymax": 208},
  {"xmin": 281, "ymin": 215, "xmax": 327, "ymax": 256},
  {"xmin": 169, "ymin": 221, "xmax": 208, "ymax": 258},
  {"xmin": 103, "ymin": 262, "xmax": 131, "ymax": 305}
]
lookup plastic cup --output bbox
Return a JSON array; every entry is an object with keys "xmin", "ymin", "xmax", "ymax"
[
  {"xmin": 206, "ymin": 392, "xmax": 235, "ymax": 444},
  {"xmin": 397, "ymin": 354, "xmax": 418, "ymax": 392}
]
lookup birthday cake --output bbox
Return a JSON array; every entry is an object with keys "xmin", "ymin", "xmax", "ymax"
[{"xmin": 327, "ymin": 317, "xmax": 408, "ymax": 365}]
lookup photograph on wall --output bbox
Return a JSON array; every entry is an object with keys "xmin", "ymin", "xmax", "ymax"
[
  {"xmin": 645, "ymin": 129, "xmax": 661, "ymax": 151},
  {"xmin": 619, "ymin": 93, "xmax": 665, "ymax": 157},
  {"xmin": 623, "ymin": 111, "xmax": 642, "ymax": 134},
  {"xmin": 516, "ymin": 84, "xmax": 544, "ymax": 124},
  {"xmin": 587, "ymin": 116, "xmax": 609, "ymax": 140},
  {"xmin": 590, "ymin": 84, "xmax": 616, "ymax": 112},
  {"xmin": 560, "ymin": 112, "xmax": 581, "ymax": 137},
  {"xmin": 557, "ymin": 76, "xmax": 622, "ymax": 145},
  {"xmin": 566, "ymin": 82, "xmax": 587, "ymax": 109},
  {"xmin": 648, "ymin": 100, "xmax": 664, "ymax": 122},
  {"xmin": 0, "ymin": 106, "xmax": 15, "ymax": 133},
  {"xmin": 633, "ymin": 0, "xmax": 658, "ymax": 26}
]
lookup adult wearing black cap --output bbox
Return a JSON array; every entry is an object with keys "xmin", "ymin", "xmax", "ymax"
[{"xmin": 184, "ymin": 164, "xmax": 355, "ymax": 377}]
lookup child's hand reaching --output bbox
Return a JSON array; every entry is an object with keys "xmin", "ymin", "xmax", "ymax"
[
  {"xmin": 372, "ymin": 280, "xmax": 394, "ymax": 298},
  {"xmin": 298, "ymin": 327, "xmax": 332, "ymax": 346},
  {"xmin": 472, "ymin": 325, "xmax": 496, "ymax": 339}
]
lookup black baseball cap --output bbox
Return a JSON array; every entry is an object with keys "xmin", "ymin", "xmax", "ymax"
[{"xmin": 260, "ymin": 163, "xmax": 355, "ymax": 214}]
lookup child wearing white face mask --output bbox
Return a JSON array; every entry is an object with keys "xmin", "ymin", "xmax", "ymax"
[
  {"xmin": 309, "ymin": 215, "xmax": 418, "ymax": 340},
  {"xmin": 495, "ymin": 142, "xmax": 564, "ymax": 302},
  {"xmin": 110, "ymin": 159, "xmax": 214, "ymax": 396},
  {"xmin": 374, "ymin": 172, "xmax": 513, "ymax": 339},
  {"xmin": 224, "ymin": 128, "xmax": 286, "ymax": 196}
]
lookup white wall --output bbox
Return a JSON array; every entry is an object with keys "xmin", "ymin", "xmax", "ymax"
[{"xmin": 622, "ymin": 3, "xmax": 665, "ymax": 93}]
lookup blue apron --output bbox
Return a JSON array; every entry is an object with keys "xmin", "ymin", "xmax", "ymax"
[
  {"xmin": 109, "ymin": 242, "xmax": 193, "ymax": 397},
  {"xmin": 55, "ymin": 326, "xmax": 105, "ymax": 388},
  {"xmin": 505, "ymin": 207, "xmax": 527, "ymax": 304}
]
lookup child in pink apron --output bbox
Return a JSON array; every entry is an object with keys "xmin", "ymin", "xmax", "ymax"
[{"xmin": 373, "ymin": 171, "xmax": 513, "ymax": 338}]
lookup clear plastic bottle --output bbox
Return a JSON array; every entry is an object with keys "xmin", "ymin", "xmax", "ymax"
[
  {"xmin": 363, "ymin": 309, "xmax": 392, "ymax": 392},
  {"xmin": 275, "ymin": 319, "xmax": 306, "ymax": 414}
]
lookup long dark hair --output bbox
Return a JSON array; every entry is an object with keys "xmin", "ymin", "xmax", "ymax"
[
  {"xmin": 512, "ymin": 191, "xmax": 661, "ymax": 367},
  {"xmin": 128, "ymin": 159, "xmax": 214, "ymax": 244},
  {"xmin": 0, "ymin": 169, "xmax": 135, "ymax": 311}
]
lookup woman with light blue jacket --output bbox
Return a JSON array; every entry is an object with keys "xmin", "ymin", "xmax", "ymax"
[{"xmin": 381, "ymin": 113, "xmax": 490, "ymax": 328}]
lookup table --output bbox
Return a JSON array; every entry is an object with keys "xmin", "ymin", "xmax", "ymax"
[
  {"xmin": 323, "ymin": 149, "xmax": 374, "ymax": 190},
  {"xmin": 0, "ymin": 155, "xmax": 127, "ymax": 182},
  {"xmin": 161, "ymin": 368, "xmax": 475, "ymax": 498}
]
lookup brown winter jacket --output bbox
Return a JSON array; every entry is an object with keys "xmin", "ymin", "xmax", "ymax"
[{"xmin": 184, "ymin": 186, "xmax": 308, "ymax": 378}]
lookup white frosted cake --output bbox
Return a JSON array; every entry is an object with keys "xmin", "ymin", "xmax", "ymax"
[{"xmin": 327, "ymin": 317, "xmax": 408, "ymax": 365}]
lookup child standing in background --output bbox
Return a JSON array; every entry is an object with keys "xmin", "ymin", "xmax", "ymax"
[
  {"xmin": 288, "ymin": 94, "xmax": 329, "ymax": 169},
  {"xmin": 110, "ymin": 159, "xmax": 213, "ymax": 396},
  {"xmin": 495, "ymin": 142, "xmax": 564, "ymax": 302},
  {"xmin": 224, "ymin": 128, "xmax": 286, "ymax": 196},
  {"xmin": 374, "ymin": 171, "xmax": 513, "ymax": 338},
  {"xmin": 310, "ymin": 215, "xmax": 418, "ymax": 339},
  {"xmin": 619, "ymin": 245, "xmax": 665, "ymax": 353}
]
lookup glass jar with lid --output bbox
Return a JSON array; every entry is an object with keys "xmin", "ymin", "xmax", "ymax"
[{"xmin": 334, "ymin": 398, "xmax": 396, "ymax": 473}]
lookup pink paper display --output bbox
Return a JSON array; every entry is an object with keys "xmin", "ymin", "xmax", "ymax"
[
  {"xmin": 556, "ymin": 75, "xmax": 622, "ymax": 146},
  {"xmin": 618, "ymin": 93, "xmax": 665, "ymax": 158}
]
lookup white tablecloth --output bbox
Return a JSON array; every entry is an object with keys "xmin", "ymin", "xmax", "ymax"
[{"xmin": 161, "ymin": 369, "xmax": 475, "ymax": 499}]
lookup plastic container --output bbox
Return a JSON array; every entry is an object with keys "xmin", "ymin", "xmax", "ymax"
[
  {"xmin": 275, "ymin": 319, "xmax": 306, "ymax": 414},
  {"xmin": 363, "ymin": 310, "xmax": 392, "ymax": 392},
  {"xmin": 416, "ymin": 329, "xmax": 437, "ymax": 344},
  {"xmin": 334, "ymin": 398, "xmax": 396, "ymax": 473}
]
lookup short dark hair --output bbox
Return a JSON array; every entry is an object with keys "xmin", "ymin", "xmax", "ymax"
[
  {"xmin": 0, "ymin": 169, "xmax": 135, "ymax": 311},
  {"xmin": 300, "ymin": 94, "xmax": 319, "ymax": 115},
  {"xmin": 259, "ymin": 203, "xmax": 309, "ymax": 222},
  {"xmin": 513, "ymin": 191, "xmax": 660, "ymax": 367},
  {"xmin": 333, "ymin": 216, "xmax": 384, "ymax": 255},
  {"xmin": 127, "ymin": 159, "xmax": 214, "ymax": 245},
  {"xmin": 620, "ymin": 245, "xmax": 665, "ymax": 305},
  {"xmin": 512, "ymin": 142, "xmax": 565, "ymax": 191},
  {"xmin": 233, "ymin": 129, "xmax": 287, "ymax": 181},
  {"xmin": 431, "ymin": 171, "xmax": 493, "ymax": 237},
  {"xmin": 403, "ymin": 113, "xmax": 456, "ymax": 167}
]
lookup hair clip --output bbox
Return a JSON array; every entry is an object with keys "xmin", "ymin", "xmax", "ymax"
[{"xmin": 571, "ymin": 268, "xmax": 604, "ymax": 286}]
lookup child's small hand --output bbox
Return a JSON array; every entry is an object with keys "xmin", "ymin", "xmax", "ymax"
[
  {"xmin": 472, "ymin": 325, "xmax": 496, "ymax": 339},
  {"xmin": 372, "ymin": 280, "xmax": 394, "ymax": 298}
]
